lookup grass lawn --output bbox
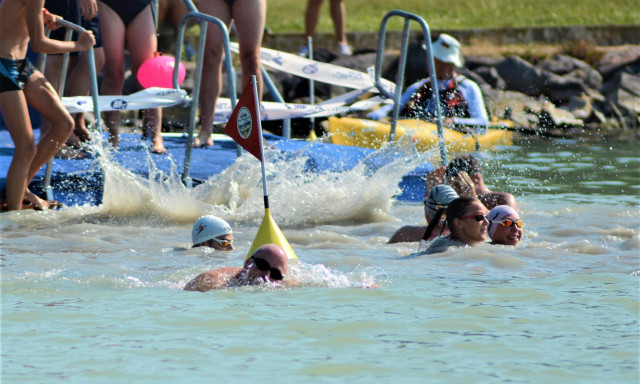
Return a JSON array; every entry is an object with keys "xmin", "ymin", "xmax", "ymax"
[{"xmin": 266, "ymin": 0, "xmax": 640, "ymax": 33}]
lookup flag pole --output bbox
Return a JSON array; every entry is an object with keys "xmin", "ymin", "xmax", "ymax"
[{"xmin": 251, "ymin": 75, "xmax": 269, "ymax": 210}]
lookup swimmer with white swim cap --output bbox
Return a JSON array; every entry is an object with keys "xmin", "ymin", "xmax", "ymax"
[
  {"xmin": 192, "ymin": 215, "xmax": 234, "ymax": 251},
  {"xmin": 389, "ymin": 184, "xmax": 459, "ymax": 244}
]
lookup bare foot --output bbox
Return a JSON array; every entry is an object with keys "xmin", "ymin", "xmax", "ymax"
[
  {"xmin": 73, "ymin": 125, "xmax": 93, "ymax": 143},
  {"xmin": 54, "ymin": 144, "xmax": 88, "ymax": 160},
  {"xmin": 151, "ymin": 145, "xmax": 167, "ymax": 155},
  {"xmin": 24, "ymin": 189, "xmax": 49, "ymax": 210},
  {"xmin": 193, "ymin": 135, "xmax": 214, "ymax": 148}
]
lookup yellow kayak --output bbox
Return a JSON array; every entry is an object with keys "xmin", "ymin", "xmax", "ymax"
[{"xmin": 326, "ymin": 117, "xmax": 513, "ymax": 153}]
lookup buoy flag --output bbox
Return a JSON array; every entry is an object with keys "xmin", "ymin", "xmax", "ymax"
[{"xmin": 223, "ymin": 79, "xmax": 262, "ymax": 161}]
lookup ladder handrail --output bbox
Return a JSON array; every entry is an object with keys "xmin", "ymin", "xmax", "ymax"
[
  {"xmin": 373, "ymin": 10, "xmax": 447, "ymax": 165},
  {"xmin": 41, "ymin": 18, "xmax": 101, "ymax": 201},
  {"xmin": 174, "ymin": 11, "xmax": 238, "ymax": 188}
]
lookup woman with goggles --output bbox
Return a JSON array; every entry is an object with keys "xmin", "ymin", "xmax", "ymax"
[
  {"xmin": 424, "ymin": 197, "xmax": 489, "ymax": 254},
  {"xmin": 487, "ymin": 205, "xmax": 523, "ymax": 246}
]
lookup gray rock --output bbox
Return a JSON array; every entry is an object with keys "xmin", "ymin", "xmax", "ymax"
[
  {"xmin": 494, "ymin": 56, "xmax": 546, "ymax": 96},
  {"xmin": 596, "ymin": 45, "xmax": 640, "ymax": 80},
  {"xmin": 472, "ymin": 66, "xmax": 506, "ymax": 89},
  {"xmin": 538, "ymin": 54, "xmax": 592, "ymax": 75}
]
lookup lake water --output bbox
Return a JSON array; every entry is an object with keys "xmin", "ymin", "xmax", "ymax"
[{"xmin": 1, "ymin": 137, "xmax": 638, "ymax": 383}]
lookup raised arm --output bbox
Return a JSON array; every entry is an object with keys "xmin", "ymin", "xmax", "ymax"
[{"xmin": 27, "ymin": 1, "xmax": 95, "ymax": 54}]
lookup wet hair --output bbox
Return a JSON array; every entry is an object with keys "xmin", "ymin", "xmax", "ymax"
[
  {"xmin": 445, "ymin": 197, "xmax": 478, "ymax": 239},
  {"xmin": 422, "ymin": 207, "xmax": 446, "ymax": 241},
  {"xmin": 445, "ymin": 155, "xmax": 482, "ymax": 178}
]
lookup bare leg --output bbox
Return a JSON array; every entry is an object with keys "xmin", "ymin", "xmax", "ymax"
[
  {"xmin": 196, "ymin": 0, "xmax": 232, "ymax": 148},
  {"xmin": 329, "ymin": 0, "xmax": 347, "ymax": 44},
  {"xmin": 127, "ymin": 5, "xmax": 166, "ymax": 154},
  {"xmin": 98, "ymin": 1, "xmax": 126, "ymax": 148},
  {"xmin": 65, "ymin": 46, "xmax": 105, "ymax": 145},
  {"xmin": 304, "ymin": 0, "xmax": 323, "ymax": 38},
  {"xmin": 233, "ymin": 0, "xmax": 265, "ymax": 99},
  {"xmin": 24, "ymin": 74, "xmax": 75, "ymax": 183},
  {"xmin": 0, "ymin": 90, "xmax": 37, "ymax": 210},
  {"xmin": 38, "ymin": 55, "xmax": 85, "ymax": 158}
]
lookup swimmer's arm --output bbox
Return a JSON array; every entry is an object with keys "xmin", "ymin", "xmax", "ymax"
[
  {"xmin": 27, "ymin": 1, "xmax": 95, "ymax": 54},
  {"xmin": 184, "ymin": 267, "xmax": 241, "ymax": 292}
]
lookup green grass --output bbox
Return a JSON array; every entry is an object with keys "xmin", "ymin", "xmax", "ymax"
[{"xmin": 266, "ymin": 0, "xmax": 640, "ymax": 33}]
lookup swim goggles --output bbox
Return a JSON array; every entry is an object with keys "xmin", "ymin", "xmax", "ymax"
[
  {"xmin": 460, "ymin": 214, "xmax": 488, "ymax": 222},
  {"xmin": 491, "ymin": 219, "xmax": 523, "ymax": 228},
  {"xmin": 251, "ymin": 256, "xmax": 284, "ymax": 281},
  {"xmin": 211, "ymin": 238, "xmax": 232, "ymax": 247}
]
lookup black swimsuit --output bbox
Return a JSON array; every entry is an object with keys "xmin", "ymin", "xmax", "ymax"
[
  {"xmin": 100, "ymin": 0, "xmax": 151, "ymax": 26},
  {"xmin": 0, "ymin": 58, "xmax": 37, "ymax": 93}
]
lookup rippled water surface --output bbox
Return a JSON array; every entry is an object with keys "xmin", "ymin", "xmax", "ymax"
[{"xmin": 1, "ymin": 138, "xmax": 638, "ymax": 383}]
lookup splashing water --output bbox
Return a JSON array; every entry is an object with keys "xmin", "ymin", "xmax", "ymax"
[{"xmin": 88, "ymin": 134, "xmax": 438, "ymax": 227}]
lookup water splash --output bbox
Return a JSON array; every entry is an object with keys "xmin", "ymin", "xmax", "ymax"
[{"xmin": 91, "ymin": 135, "xmax": 437, "ymax": 227}]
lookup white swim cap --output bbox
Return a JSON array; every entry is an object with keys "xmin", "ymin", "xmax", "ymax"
[
  {"xmin": 425, "ymin": 184, "xmax": 459, "ymax": 219},
  {"xmin": 487, "ymin": 205, "xmax": 519, "ymax": 239},
  {"xmin": 192, "ymin": 215, "xmax": 232, "ymax": 245},
  {"xmin": 431, "ymin": 33, "xmax": 463, "ymax": 67}
]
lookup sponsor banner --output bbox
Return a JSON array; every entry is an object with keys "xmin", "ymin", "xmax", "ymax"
[
  {"xmin": 229, "ymin": 42, "xmax": 396, "ymax": 96},
  {"xmin": 62, "ymin": 87, "xmax": 384, "ymax": 124},
  {"xmin": 62, "ymin": 88, "xmax": 189, "ymax": 114}
]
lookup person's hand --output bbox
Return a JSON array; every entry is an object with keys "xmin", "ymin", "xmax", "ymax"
[
  {"xmin": 76, "ymin": 30, "xmax": 96, "ymax": 51},
  {"xmin": 42, "ymin": 8, "xmax": 61, "ymax": 30},
  {"xmin": 78, "ymin": 0, "xmax": 98, "ymax": 19},
  {"xmin": 450, "ymin": 171, "xmax": 477, "ymax": 198}
]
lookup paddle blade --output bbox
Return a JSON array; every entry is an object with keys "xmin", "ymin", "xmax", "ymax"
[{"xmin": 247, "ymin": 208, "xmax": 298, "ymax": 261}]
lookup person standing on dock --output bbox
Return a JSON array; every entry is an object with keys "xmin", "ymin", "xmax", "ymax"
[{"xmin": 0, "ymin": 1, "xmax": 95, "ymax": 210}]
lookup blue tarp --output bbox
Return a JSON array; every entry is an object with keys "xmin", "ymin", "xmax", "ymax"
[{"xmin": 0, "ymin": 129, "xmax": 431, "ymax": 206}]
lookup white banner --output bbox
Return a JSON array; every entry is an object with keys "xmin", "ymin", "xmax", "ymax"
[
  {"xmin": 230, "ymin": 42, "xmax": 396, "ymax": 96},
  {"xmin": 62, "ymin": 88, "xmax": 189, "ymax": 114},
  {"xmin": 62, "ymin": 89, "xmax": 380, "ymax": 123}
]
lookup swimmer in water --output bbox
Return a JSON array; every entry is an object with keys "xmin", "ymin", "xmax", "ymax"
[
  {"xmin": 487, "ymin": 205, "xmax": 523, "ymax": 246},
  {"xmin": 423, "ymin": 197, "xmax": 489, "ymax": 255},
  {"xmin": 191, "ymin": 215, "xmax": 234, "ymax": 251},
  {"xmin": 389, "ymin": 184, "xmax": 459, "ymax": 243},
  {"xmin": 184, "ymin": 244, "xmax": 288, "ymax": 292}
]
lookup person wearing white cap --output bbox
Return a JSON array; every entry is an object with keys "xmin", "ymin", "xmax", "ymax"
[
  {"xmin": 191, "ymin": 215, "xmax": 234, "ymax": 251},
  {"xmin": 368, "ymin": 34, "xmax": 489, "ymax": 133},
  {"xmin": 389, "ymin": 184, "xmax": 459, "ymax": 244}
]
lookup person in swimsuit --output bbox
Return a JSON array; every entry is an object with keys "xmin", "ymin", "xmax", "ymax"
[
  {"xmin": 487, "ymin": 205, "xmax": 524, "ymax": 246},
  {"xmin": 194, "ymin": 0, "xmax": 266, "ymax": 148},
  {"xmin": 191, "ymin": 215, "xmax": 234, "ymax": 251},
  {"xmin": 41, "ymin": 0, "xmax": 104, "ymax": 157},
  {"xmin": 426, "ymin": 154, "xmax": 519, "ymax": 211},
  {"xmin": 424, "ymin": 197, "xmax": 489, "ymax": 255},
  {"xmin": 184, "ymin": 244, "xmax": 288, "ymax": 292},
  {"xmin": 98, "ymin": 0, "xmax": 166, "ymax": 154},
  {"xmin": 0, "ymin": 0, "xmax": 95, "ymax": 210},
  {"xmin": 389, "ymin": 184, "xmax": 458, "ymax": 244}
]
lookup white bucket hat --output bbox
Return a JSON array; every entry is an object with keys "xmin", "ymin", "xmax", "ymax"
[
  {"xmin": 192, "ymin": 215, "xmax": 232, "ymax": 245},
  {"xmin": 431, "ymin": 33, "xmax": 463, "ymax": 67}
]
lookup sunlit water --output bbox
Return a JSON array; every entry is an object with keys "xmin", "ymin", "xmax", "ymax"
[{"xmin": 1, "ymin": 137, "xmax": 638, "ymax": 383}]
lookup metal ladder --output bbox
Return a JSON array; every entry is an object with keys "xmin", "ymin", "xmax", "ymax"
[
  {"xmin": 40, "ymin": 18, "xmax": 102, "ymax": 201},
  {"xmin": 373, "ymin": 10, "xmax": 447, "ymax": 165}
]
